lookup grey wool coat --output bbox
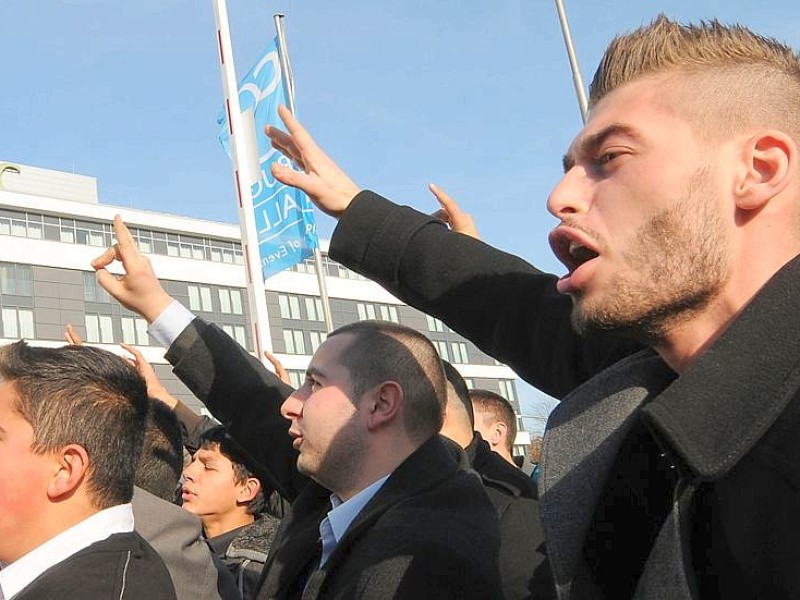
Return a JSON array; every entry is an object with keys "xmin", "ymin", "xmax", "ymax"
[{"xmin": 327, "ymin": 190, "xmax": 800, "ymax": 599}]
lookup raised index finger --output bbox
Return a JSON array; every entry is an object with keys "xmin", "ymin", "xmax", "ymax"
[
  {"xmin": 113, "ymin": 215, "xmax": 138, "ymax": 256},
  {"xmin": 277, "ymin": 104, "xmax": 319, "ymax": 154}
]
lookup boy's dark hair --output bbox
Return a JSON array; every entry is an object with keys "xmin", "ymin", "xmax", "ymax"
[
  {"xmin": 199, "ymin": 425, "xmax": 266, "ymax": 515},
  {"xmin": 135, "ymin": 400, "xmax": 183, "ymax": 502}
]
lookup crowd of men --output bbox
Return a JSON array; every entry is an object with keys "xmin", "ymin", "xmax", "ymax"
[{"xmin": 2, "ymin": 14, "xmax": 800, "ymax": 600}]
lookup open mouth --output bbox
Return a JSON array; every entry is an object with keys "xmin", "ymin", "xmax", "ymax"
[{"xmin": 549, "ymin": 228, "xmax": 600, "ymax": 273}]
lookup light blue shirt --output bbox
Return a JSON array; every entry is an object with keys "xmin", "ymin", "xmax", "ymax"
[{"xmin": 320, "ymin": 475, "xmax": 390, "ymax": 567}]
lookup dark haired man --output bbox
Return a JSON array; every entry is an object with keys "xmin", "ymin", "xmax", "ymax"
[
  {"xmin": 92, "ymin": 216, "xmax": 502, "ymax": 599},
  {"xmin": 183, "ymin": 426, "xmax": 279, "ymax": 600},
  {"xmin": 440, "ymin": 361, "xmax": 552, "ymax": 600},
  {"xmin": 0, "ymin": 341, "xmax": 175, "ymax": 599}
]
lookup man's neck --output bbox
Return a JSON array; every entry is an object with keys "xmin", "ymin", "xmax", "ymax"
[{"xmin": 203, "ymin": 511, "xmax": 254, "ymax": 539}]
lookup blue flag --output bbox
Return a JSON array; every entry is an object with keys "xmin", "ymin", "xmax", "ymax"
[{"xmin": 218, "ymin": 37, "xmax": 318, "ymax": 280}]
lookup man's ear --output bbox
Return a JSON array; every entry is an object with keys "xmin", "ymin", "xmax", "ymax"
[
  {"xmin": 490, "ymin": 421, "xmax": 508, "ymax": 447},
  {"xmin": 364, "ymin": 381, "xmax": 403, "ymax": 430},
  {"xmin": 237, "ymin": 477, "xmax": 262, "ymax": 505},
  {"xmin": 47, "ymin": 444, "xmax": 89, "ymax": 500},
  {"xmin": 734, "ymin": 130, "xmax": 795, "ymax": 211}
]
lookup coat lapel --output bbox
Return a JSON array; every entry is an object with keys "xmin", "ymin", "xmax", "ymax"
[{"xmin": 539, "ymin": 349, "xmax": 676, "ymax": 598}]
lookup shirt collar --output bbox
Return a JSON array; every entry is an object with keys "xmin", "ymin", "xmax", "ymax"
[
  {"xmin": 327, "ymin": 475, "xmax": 390, "ymax": 544},
  {"xmin": 0, "ymin": 503, "xmax": 134, "ymax": 599}
]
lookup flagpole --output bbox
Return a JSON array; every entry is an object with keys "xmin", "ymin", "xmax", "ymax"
[
  {"xmin": 554, "ymin": 0, "xmax": 588, "ymax": 123},
  {"xmin": 274, "ymin": 13, "xmax": 335, "ymax": 334},
  {"xmin": 213, "ymin": 0, "xmax": 273, "ymax": 357}
]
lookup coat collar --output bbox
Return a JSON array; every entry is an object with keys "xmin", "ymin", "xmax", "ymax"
[{"xmin": 643, "ymin": 253, "xmax": 800, "ymax": 480}]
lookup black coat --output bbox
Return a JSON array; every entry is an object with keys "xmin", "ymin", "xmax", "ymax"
[
  {"xmin": 165, "ymin": 319, "xmax": 503, "ymax": 599},
  {"xmin": 328, "ymin": 191, "xmax": 800, "ymax": 598},
  {"xmin": 467, "ymin": 434, "xmax": 554, "ymax": 600},
  {"xmin": 13, "ymin": 532, "xmax": 176, "ymax": 600}
]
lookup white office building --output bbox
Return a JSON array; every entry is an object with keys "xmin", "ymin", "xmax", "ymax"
[{"xmin": 0, "ymin": 160, "xmax": 526, "ymax": 442}]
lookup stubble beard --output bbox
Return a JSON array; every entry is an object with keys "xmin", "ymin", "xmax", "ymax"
[
  {"xmin": 571, "ymin": 168, "xmax": 729, "ymax": 344},
  {"xmin": 301, "ymin": 413, "xmax": 368, "ymax": 495}
]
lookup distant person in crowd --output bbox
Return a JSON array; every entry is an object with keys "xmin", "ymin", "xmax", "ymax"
[
  {"xmin": 0, "ymin": 341, "xmax": 176, "ymax": 599},
  {"xmin": 470, "ymin": 389, "xmax": 520, "ymax": 467},
  {"xmin": 183, "ymin": 426, "xmax": 279, "ymax": 600},
  {"xmin": 92, "ymin": 215, "xmax": 502, "ymax": 598},
  {"xmin": 440, "ymin": 361, "xmax": 553, "ymax": 600},
  {"xmin": 258, "ymin": 15, "xmax": 800, "ymax": 596}
]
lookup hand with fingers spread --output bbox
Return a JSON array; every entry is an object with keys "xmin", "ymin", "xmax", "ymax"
[
  {"xmin": 91, "ymin": 215, "xmax": 174, "ymax": 323},
  {"xmin": 429, "ymin": 183, "xmax": 481, "ymax": 240},
  {"xmin": 265, "ymin": 105, "xmax": 362, "ymax": 218},
  {"xmin": 121, "ymin": 342, "xmax": 178, "ymax": 409},
  {"xmin": 64, "ymin": 323, "xmax": 83, "ymax": 346},
  {"xmin": 263, "ymin": 349, "xmax": 292, "ymax": 386}
]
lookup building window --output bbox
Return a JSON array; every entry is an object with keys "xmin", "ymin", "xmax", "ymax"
[
  {"xmin": 305, "ymin": 297, "xmax": 324, "ymax": 322},
  {"xmin": 287, "ymin": 369, "xmax": 305, "ymax": 389},
  {"xmin": 308, "ymin": 330, "xmax": 325, "ymax": 353},
  {"xmin": 0, "ymin": 263, "xmax": 32, "ymax": 296},
  {"xmin": 85, "ymin": 314, "xmax": 113, "ymax": 344},
  {"xmin": 221, "ymin": 324, "xmax": 248, "ymax": 348},
  {"xmin": 219, "ymin": 288, "xmax": 243, "ymax": 315},
  {"xmin": 356, "ymin": 303, "xmax": 376, "ymax": 321},
  {"xmin": 83, "ymin": 271, "xmax": 111, "ymax": 303},
  {"xmin": 2, "ymin": 307, "xmax": 34, "ymax": 339},
  {"xmin": 425, "ymin": 315, "xmax": 446, "ymax": 332},
  {"xmin": 433, "ymin": 340, "xmax": 449, "ymax": 361},
  {"xmin": 283, "ymin": 329, "xmax": 306, "ymax": 355},
  {"xmin": 279, "ymin": 294, "xmax": 302, "ymax": 320},
  {"xmin": 464, "ymin": 378, "xmax": 475, "ymax": 390},
  {"xmin": 379, "ymin": 305, "xmax": 399, "ymax": 323},
  {"xmin": 450, "ymin": 342, "xmax": 469, "ymax": 364},
  {"xmin": 121, "ymin": 317, "xmax": 149, "ymax": 345},
  {"xmin": 188, "ymin": 285, "xmax": 213, "ymax": 312},
  {"xmin": 357, "ymin": 303, "xmax": 399, "ymax": 323},
  {"xmin": 499, "ymin": 380, "xmax": 518, "ymax": 404}
]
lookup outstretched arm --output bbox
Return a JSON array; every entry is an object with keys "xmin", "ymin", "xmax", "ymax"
[{"xmin": 91, "ymin": 216, "xmax": 306, "ymax": 500}]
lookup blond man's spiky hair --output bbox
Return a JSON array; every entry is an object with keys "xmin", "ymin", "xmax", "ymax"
[{"xmin": 589, "ymin": 15, "xmax": 800, "ymax": 141}]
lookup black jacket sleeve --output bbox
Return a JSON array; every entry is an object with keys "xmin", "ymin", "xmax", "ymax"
[
  {"xmin": 330, "ymin": 191, "xmax": 643, "ymax": 399},
  {"xmin": 164, "ymin": 317, "xmax": 308, "ymax": 502}
]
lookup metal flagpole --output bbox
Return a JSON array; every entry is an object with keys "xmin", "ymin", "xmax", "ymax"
[
  {"xmin": 274, "ymin": 13, "xmax": 335, "ymax": 334},
  {"xmin": 212, "ymin": 0, "xmax": 274, "ymax": 357},
  {"xmin": 554, "ymin": 0, "xmax": 589, "ymax": 124}
]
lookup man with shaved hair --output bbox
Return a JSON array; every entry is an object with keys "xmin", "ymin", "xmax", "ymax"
[
  {"xmin": 470, "ymin": 389, "xmax": 519, "ymax": 467},
  {"xmin": 92, "ymin": 216, "xmax": 502, "ymax": 599},
  {"xmin": 259, "ymin": 15, "xmax": 800, "ymax": 598}
]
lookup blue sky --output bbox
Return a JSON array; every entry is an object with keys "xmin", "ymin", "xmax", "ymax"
[{"xmin": 3, "ymin": 1, "xmax": 799, "ymax": 432}]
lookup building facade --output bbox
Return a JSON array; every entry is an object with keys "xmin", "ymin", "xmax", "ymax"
[{"xmin": 0, "ymin": 161, "xmax": 528, "ymax": 448}]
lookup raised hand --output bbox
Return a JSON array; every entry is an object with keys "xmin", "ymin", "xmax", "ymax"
[
  {"xmin": 263, "ymin": 349, "xmax": 292, "ymax": 386},
  {"xmin": 121, "ymin": 343, "xmax": 177, "ymax": 409},
  {"xmin": 64, "ymin": 323, "xmax": 83, "ymax": 346},
  {"xmin": 429, "ymin": 183, "xmax": 481, "ymax": 240},
  {"xmin": 265, "ymin": 105, "xmax": 361, "ymax": 218},
  {"xmin": 91, "ymin": 215, "xmax": 173, "ymax": 323}
]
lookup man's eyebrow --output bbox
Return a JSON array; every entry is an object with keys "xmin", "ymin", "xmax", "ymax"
[
  {"xmin": 562, "ymin": 123, "xmax": 640, "ymax": 173},
  {"xmin": 306, "ymin": 366, "xmax": 326, "ymax": 380}
]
